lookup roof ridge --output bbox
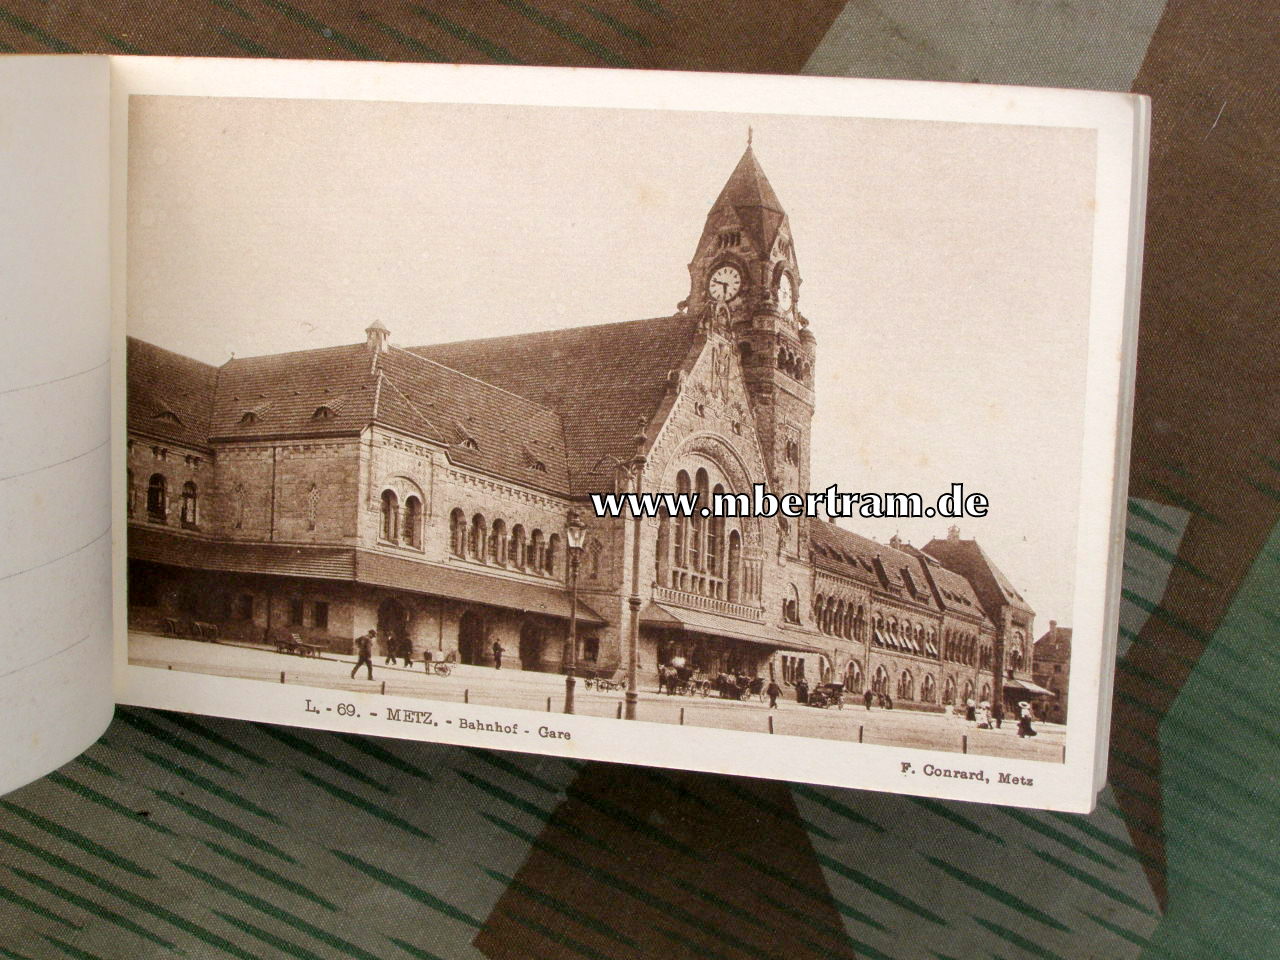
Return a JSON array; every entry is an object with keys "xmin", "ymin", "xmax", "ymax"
[{"xmin": 407, "ymin": 313, "xmax": 691, "ymax": 354}]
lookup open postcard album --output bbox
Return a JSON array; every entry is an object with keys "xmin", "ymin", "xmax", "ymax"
[{"xmin": 0, "ymin": 55, "xmax": 1149, "ymax": 813}]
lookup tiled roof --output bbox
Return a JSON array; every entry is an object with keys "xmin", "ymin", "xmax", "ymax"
[
  {"xmin": 923, "ymin": 537, "xmax": 1036, "ymax": 619},
  {"xmin": 126, "ymin": 337, "xmax": 219, "ymax": 450},
  {"xmin": 374, "ymin": 347, "xmax": 570, "ymax": 495},
  {"xmin": 809, "ymin": 521, "xmax": 940, "ymax": 609},
  {"xmin": 209, "ymin": 343, "xmax": 378, "ymax": 440},
  {"xmin": 409, "ymin": 315, "xmax": 704, "ymax": 495},
  {"xmin": 916, "ymin": 557, "xmax": 990, "ymax": 623},
  {"xmin": 134, "ymin": 337, "xmax": 571, "ymax": 495}
]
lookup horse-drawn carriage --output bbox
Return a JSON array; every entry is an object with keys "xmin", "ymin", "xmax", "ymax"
[
  {"xmin": 711, "ymin": 673, "xmax": 766, "ymax": 701},
  {"xmin": 805, "ymin": 682, "xmax": 845, "ymax": 709},
  {"xmin": 658, "ymin": 663, "xmax": 711, "ymax": 696}
]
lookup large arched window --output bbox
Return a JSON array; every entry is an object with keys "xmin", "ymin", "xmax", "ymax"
[
  {"xmin": 873, "ymin": 665, "xmax": 890, "ymax": 694},
  {"xmin": 147, "ymin": 474, "xmax": 167, "ymax": 523},
  {"xmin": 921, "ymin": 675, "xmax": 936, "ymax": 703},
  {"xmin": 470, "ymin": 514, "xmax": 487, "ymax": 560},
  {"xmin": 981, "ymin": 682, "xmax": 991, "ymax": 702},
  {"xmin": 844, "ymin": 660, "xmax": 863, "ymax": 693},
  {"xmin": 706, "ymin": 484, "xmax": 725, "ymax": 585},
  {"xmin": 380, "ymin": 490, "xmax": 399, "ymax": 541},
  {"xmin": 180, "ymin": 481, "xmax": 198, "ymax": 529},
  {"xmin": 450, "ymin": 508, "xmax": 467, "ymax": 557},
  {"xmin": 962, "ymin": 680, "xmax": 975, "ymax": 704},
  {"xmin": 490, "ymin": 519, "xmax": 507, "ymax": 565},
  {"xmin": 727, "ymin": 531, "xmax": 743, "ymax": 602},
  {"xmin": 673, "ymin": 471, "xmax": 690, "ymax": 571},
  {"xmin": 690, "ymin": 469, "xmax": 708, "ymax": 573},
  {"xmin": 402, "ymin": 496, "xmax": 422, "ymax": 548},
  {"xmin": 897, "ymin": 670, "xmax": 914, "ymax": 702},
  {"xmin": 943, "ymin": 676, "xmax": 957, "ymax": 705}
]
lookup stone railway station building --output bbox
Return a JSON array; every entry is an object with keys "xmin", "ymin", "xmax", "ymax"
[{"xmin": 127, "ymin": 144, "xmax": 1047, "ymax": 713}]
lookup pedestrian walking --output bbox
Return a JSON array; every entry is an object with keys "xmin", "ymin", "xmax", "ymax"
[
  {"xmin": 864, "ymin": 688, "xmax": 874, "ymax": 711},
  {"xmin": 492, "ymin": 640, "xmax": 504, "ymax": 670},
  {"xmin": 399, "ymin": 635, "xmax": 413, "ymax": 669},
  {"xmin": 885, "ymin": 694, "xmax": 894, "ymax": 710},
  {"xmin": 795, "ymin": 676, "xmax": 809, "ymax": 705},
  {"xmin": 766, "ymin": 680, "xmax": 782, "ymax": 709},
  {"xmin": 1017, "ymin": 701, "xmax": 1037, "ymax": 738},
  {"xmin": 383, "ymin": 632, "xmax": 398, "ymax": 666},
  {"xmin": 965, "ymin": 697, "xmax": 976, "ymax": 724},
  {"xmin": 350, "ymin": 629, "xmax": 375, "ymax": 680},
  {"xmin": 977, "ymin": 699, "xmax": 991, "ymax": 729}
]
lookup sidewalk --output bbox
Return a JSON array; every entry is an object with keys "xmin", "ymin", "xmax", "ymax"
[{"xmin": 128, "ymin": 631, "xmax": 1065, "ymax": 762}]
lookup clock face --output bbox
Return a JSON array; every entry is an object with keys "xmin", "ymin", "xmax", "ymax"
[
  {"xmin": 777, "ymin": 273, "xmax": 794, "ymax": 311},
  {"xmin": 708, "ymin": 265, "xmax": 742, "ymax": 302}
]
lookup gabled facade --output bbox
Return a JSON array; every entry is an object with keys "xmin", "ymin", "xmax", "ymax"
[{"xmin": 127, "ymin": 144, "xmax": 1040, "ymax": 711}]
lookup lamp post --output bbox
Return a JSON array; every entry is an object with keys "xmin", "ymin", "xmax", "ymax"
[
  {"xmin": 563, "ymin": 509, "xmax": 587, "ymax": 714},
  {"xmin": 624, "ymin": 432, "xmax": 647, "ymax": 721}
]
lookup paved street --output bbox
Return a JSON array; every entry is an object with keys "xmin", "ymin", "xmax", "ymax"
[{"xmin": 130, "ymin": 631, "xmax": 1065, "ymax": 762}]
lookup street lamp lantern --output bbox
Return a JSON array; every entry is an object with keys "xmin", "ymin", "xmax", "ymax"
[
  {"xmin": 563, "ymin": 509, "xmax": 587, "ymax": 714},
  {"xmin": 565, "ymin": 509, "xmax": 588, "ymax": 552}
]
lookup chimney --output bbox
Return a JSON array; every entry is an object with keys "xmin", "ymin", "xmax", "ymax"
[
  {"xmin": 947, "ymin": 524, "xmax": 960, "ymax": 541},
  {"xmin": 1049, "ymin": 619, "xmax": 1057, "ymax": 641},
  {"xmin": 365, "ymin": 320, "xmax": 390, "ymax": 354}
]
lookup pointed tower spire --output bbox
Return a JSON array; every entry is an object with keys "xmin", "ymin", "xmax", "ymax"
[{"xmin": 708, "ymin": 142, "xmax": 787, "ymax": 256}]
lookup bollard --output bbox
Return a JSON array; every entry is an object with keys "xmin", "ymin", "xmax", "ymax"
[
  {"xmin": 1062, "ymin": 743, "xmax": 1067, "ymax": 763},
  {"xmin": 464, "ymin": 689, "xmax": 469, "ymax": 704},
  {"xmin": 858, "ymin": 724, "xmax": 863, "ymax": 743},
  {"xmin": 616, "ymin": 702, "xmax": 622, "ymax": 719},
  {"xmin": 679, "ymin": 707, "xmax": 685, "ymax": 726},
  {"xmin": 961, "ymin": 734, "xmax": 967, "ymax": 754},
  {"xmin": 547, "ymin": 696, "xmax": 552, "ymax": 712},
  {"xmin": 768, "ymin": 714, "xmax": 775, "ymax": 735},
  {"xmin": 167, "ymin": 665, "xmax": 172, "ymax": 670},
  {"xmin": 280, "ymin": 670, "xmax": 285, "ymax": 684},
  {"xmin": 380, "ymin": 681, "xmax": 386, "ymax": 696}
]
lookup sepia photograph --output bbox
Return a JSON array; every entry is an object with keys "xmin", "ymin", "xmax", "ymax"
[{"xmin": 124, "ymin": 90, "xmax": 1098, "ymax": 766}]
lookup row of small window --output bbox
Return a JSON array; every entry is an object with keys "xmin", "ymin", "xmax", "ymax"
[
  {"xmin": 223, "ymin": 594, "xmax": 329, "ymax": 629},
  {"xmin": 449, "ymin": 509, "xmax": 564, "ymax": 578},
  {"xmin": 128, "ymin": 471, "xmax": 199, "ymax": 528}
]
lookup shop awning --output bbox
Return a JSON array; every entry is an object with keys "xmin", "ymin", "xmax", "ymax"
[
  {"xmin": 356, "ymin": 551, "xmax": 605, "ymax": 625},
  {"xmin": 641, "ymin": 602, "xmax": 825, "ymax": 653},
  {"xmin": 1004, "ymin": 677, "xmax": 1056, "ymax": 697}
]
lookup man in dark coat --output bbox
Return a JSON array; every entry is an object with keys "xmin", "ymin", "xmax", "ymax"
[
  {"xmin": 795, "ymin": 676, "xmax": 809, "ymax": 704},
  {"xmin": 350, "ymin": 629, "xmax": 375, "ymax": 680},
  {"xmin": 864, "ymin": 688, "xmax": 874, "ymax": 710},
  {"xmin": 766, "ymin": 680, "xmax": 782, "ymax": 709},
  {"xmin": 492, "ymin": 640, "xmax": 504, "ymax": 670}
]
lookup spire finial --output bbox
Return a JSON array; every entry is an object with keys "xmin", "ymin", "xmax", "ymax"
[{"xmin": 747, "ymin": 125, "xmax": 753, "ymax": 147}]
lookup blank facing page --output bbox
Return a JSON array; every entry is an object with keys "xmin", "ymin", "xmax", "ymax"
[{"xmin": 0, "ymin": 56, "xmax": 113, "ymax": 796}]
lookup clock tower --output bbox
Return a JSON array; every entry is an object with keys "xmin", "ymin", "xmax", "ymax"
[{"xmin": 686, "ymin": 139, "xmax": 816, "ymax": 556}]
